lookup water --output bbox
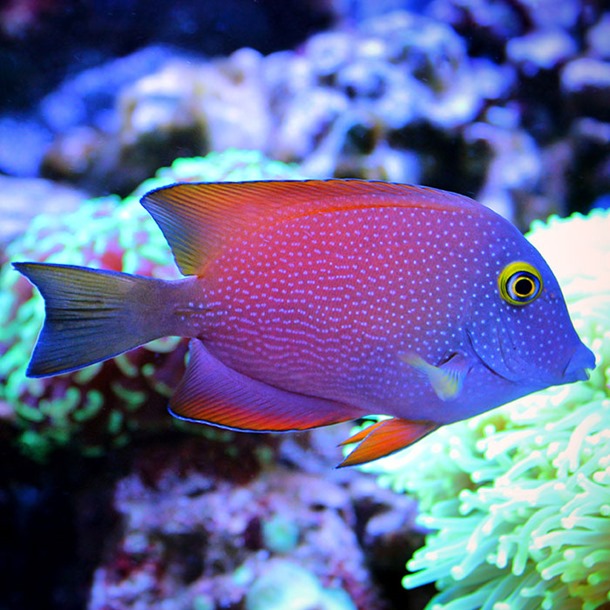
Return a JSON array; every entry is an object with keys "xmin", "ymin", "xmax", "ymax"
[{"xmin": 0, "ymin": 2, "xmax": 608, "ymax": 609}]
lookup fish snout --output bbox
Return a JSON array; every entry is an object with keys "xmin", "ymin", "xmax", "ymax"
[{"xmin": 563, "ymin": 342, "xmax": 596, "ymax": 382}]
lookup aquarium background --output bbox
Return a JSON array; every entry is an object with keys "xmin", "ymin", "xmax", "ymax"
[{"xmin": 0, "ymin": 1, "xmax": 609, "ymax": 609}]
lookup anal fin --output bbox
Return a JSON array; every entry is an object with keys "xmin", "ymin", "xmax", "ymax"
[
  {"xmin": 338, "ymin": 418, "xmax": 437, "ymax": 468},
  {"xmin": 170, "ymin": 339, "xmax": 364, "ymax": 432}
]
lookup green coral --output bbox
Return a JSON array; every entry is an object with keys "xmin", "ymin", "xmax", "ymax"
[
  {"xmin": 262, "ymin": 514, "xmax": 301, "ymax": 554},
  {"xmin": 244, "ymin": 560, "xmax": 357, "ymax": 610},
  {"xmin": 0, "ymin": 150, "xmax": 301, "ymax": 459},
  {"xmin": 358, "ymin": 209, "xmax": 610, "ymax": 609}
]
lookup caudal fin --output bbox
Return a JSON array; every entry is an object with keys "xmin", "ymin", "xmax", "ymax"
[{"xmin": 13, "ymin": 262, "xmax": 172, "ymax": 377}]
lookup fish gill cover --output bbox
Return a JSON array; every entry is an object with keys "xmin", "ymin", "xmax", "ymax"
[{"xmin": 353, "ymin": 208, "xmax": 610, "ymax": 609}]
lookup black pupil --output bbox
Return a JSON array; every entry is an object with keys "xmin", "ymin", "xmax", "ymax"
[{"xmin": 514, "ymin": 276, "xmax": 534, "ymax": 297}]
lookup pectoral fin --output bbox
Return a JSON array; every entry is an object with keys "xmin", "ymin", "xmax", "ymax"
[
  {"xmin": 338, "ymin": 417, "xmax": 437, "ymax": 467},
  {"xmin": 399, "ymin": 351, "xmax": 472, "ymax": 400}
]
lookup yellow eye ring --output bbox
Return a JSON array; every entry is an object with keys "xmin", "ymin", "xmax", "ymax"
[{"xmin": 498, "ymin": 261, "xmax": 543, "ymax": 306}]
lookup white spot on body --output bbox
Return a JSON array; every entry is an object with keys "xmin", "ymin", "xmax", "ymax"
[{"xmin": 183, "ymin": 194, "xmax": 579, "ymax": 422}]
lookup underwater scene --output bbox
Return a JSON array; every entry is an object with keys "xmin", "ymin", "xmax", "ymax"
[{"xmin": 1, "ymin": 1, "xmax": 609, "ymax": 609}]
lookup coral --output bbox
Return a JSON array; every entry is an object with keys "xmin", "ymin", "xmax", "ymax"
[
  {"xmin": 0, "ymin": 0, "xmax": 335, "ymax": 112},
  {"xmin": 15, "ymin": 4, "xmax": 605, "ymax": 219},
  {"xmin": 0, "ymin": 149, "xmax": 301, "ymax": 459},
  {"xmin": 561, "ymin": 57, "xmax": 610, "ymax": 122},
  {"xmin": 0, "ymin": 175, "xmax": 86, "ymax": 243},
  {"xmin": 462, "ymin": 118, "xmax": 544, "ymax": 224},
  {"xmin": 356, "ymin": 208, "xmax": 610, "ymax": 609},
  {"xmin": 87, "ymin": 440, "xmax": 379, "ymax": 609},
  {"xmin": 261, "ymin": 514, "xmax": 301, "ymax": 554},
  {"xmin": 587, "ymin": 13, "xmax": 610, "ymax": 61},
  {"xmin": 245, "ymin": 559, "xmax": 357, "ymax": 610},
  {"xmin": 4, "ymin": 1, "xmax": 610, "ymax": 221},
  {"xmin": 0, "ymin": 115, "xmax": 53, "ymax": 177},
  {"xmin": 39, "ymin": 11, "xmax": 510, "ymax": 194},
  {"xmin": 261, "ymin": 10, "xmax": 510, "ymax": 182}
]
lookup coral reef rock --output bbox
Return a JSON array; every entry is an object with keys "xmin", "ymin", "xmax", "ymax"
[
  {"xmin": 2, "ymin": 3, "xmax": 610, "ymax": 223},
  {"xmin": 87, "ymin": 441, "xmax": 384, "ymax": 610},
  {"xmin": 0, "ymin": 0, "xmax": 335, "ymax": 112},
  {"xmin": 42, "ymin": 11, "xmax": 507, "ymax": 194},
  {"xmin": 28, "ymin": 3, "xmax": 609, "ymax": 225},
  {"xmin": 0, "ymin": 175, "xmax": 86, "ymax": 244}
]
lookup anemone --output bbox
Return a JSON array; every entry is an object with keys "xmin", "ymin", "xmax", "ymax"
[{"xmin": 357, "ymin": 208, "xmax": 610, "ymax": 609}]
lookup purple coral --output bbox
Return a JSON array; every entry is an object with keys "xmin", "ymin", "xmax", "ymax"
[{"xmin": 88, "ymin": 438, "xmax": 382, "ymax": 610}]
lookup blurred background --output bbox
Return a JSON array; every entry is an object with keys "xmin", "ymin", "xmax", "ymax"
[{"xmin": 0, "ymin": 1, "xmax": 609, "ymax": 609}]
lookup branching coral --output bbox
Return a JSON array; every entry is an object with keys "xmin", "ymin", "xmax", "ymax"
[
  {"xmin": 357, "ymin": 208, "xmax": 610, "ymax": 609},
  {"xmin": 0, "ymin": 150, "xmax": 301, "ymax": 458}
]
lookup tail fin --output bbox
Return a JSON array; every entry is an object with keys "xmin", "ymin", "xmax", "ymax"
[{"xmin": 13, "ymin": 262, "xmax": 172, "ymax": 377}]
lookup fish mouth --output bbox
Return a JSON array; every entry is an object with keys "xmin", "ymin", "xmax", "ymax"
[
  {"xmin": 466, "ymin": 325, "xmax": 596, "ymax": 386},
  {"xmin": 562, "ymin": 342, "xmax": 596, "ymax": 382}
]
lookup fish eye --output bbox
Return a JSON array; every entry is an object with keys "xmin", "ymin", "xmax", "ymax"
[{"xmin": 498, "ymin": 261, "xmax": 543, "ymax": 306}]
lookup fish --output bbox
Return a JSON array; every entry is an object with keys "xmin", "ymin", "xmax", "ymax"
[{"xmin": 13, "ymin": 180, "xmax": 595, "ymax": 467}]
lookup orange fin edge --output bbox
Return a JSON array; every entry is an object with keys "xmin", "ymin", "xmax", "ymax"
[
  {"xmin": 141, "ymin": 180, "xmax": 480, "ymax": 277},
  {"xmin": 338, "ymin": 418, "xmax": 437, "ymax": 468},
  {"xmin": 170, "ymin": 339, "xmax": 363, "ymax": 432},
  {"xmin": 338, "ymin": 419, "xmax": 388, "ymax": 446}
]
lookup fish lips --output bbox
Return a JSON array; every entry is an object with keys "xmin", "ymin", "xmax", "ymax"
[
  {"xmin": 562, "ymin": 342, "xmax": 596, "ymax": 382},
  {"xmin": 468, "ymin": 324, "xmax": 595, "ymax": 387}
]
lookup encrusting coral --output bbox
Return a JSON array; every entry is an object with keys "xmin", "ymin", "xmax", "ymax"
[
  {"xmin": 0, "ymin": 150, "xmax": 301, "ymax": 459},
  {"xmin": 355, "ymin": 208, "xmax": 610, "ymax": 609},
  {"xmin": 86, "ymin": 443, "xmax": 377, "ymax": 610}
]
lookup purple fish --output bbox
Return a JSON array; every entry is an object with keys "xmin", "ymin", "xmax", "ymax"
[{"xmin": 14, "ymin": 180, "xmax": 595, "ymax": 466}]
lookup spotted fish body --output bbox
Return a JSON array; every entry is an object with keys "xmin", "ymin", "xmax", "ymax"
[{"xmin": 14, "ymin": 180, "xmax": 595, "ymax": 466}]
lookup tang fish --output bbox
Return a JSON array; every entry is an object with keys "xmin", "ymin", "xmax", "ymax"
[{"xmin": 14, "ymin": 180, "xmax": 595, "ymax": 466}]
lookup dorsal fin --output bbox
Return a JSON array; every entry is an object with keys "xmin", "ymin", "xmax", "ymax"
[{"xmin": 140, "ymin": 179, "xmax": 479, "ymax": 276}]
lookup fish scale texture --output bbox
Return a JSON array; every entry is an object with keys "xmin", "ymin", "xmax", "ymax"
[
  {"xmin": 9, "ymin": 176, "xmax": 595, "ymax": 463},
  {"xmin": 176, "ymin": 198, "xmax": 585, "ymax": 424}
]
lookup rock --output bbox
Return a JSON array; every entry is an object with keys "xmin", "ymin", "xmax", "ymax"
[
  {"xmin": 463, "ymin": 120, "xmax": 544, "ymax": 226},
  {"xmin": 41, "ymin": 9, "xmax": 506, "ymax": 191},
  {"xmin": 88, "ymin": 449, "xmax": 384, "ymax": 609},
  {"xmin": 349, "ymin": 475, "xmax": 422, "ymax": 572},
  {"xmin": 561, "ymin": 57, "xmax": 610, "ymax": 121},
  {"xmin": 0, "ymin": 116, "xmax": 52, "ymax": 176},
  {"xmin": 507, "ymin": 29, "xmax": 577, "ymax": 75},
  {"xmin": 0, "ymin": 1, "xmax": 336, "ymax": 117},
  {"xmin": 587, "ymin": 13, "xmax": 610, "ymax": 60},
  {"xmin": 518, "ymin": 0, "xmax": 581, "ymax": 30},
  {"xmin": 426, "ymin": 0, "xmax": 527, "ymax": 56},
  {"xmin": 39, "ymin": 46, "xmax": 177, "ymax": 134},
  {"xmin": 0, "ymin": 175, "xmax": 87, "ymax": 245},
  {"xmin": 245, "ymin": 560, "xmax": 328, "ymax": 610},
  {"xmin": 568, "ymin": 117, "xmax": 610, "ymax": 209}
]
